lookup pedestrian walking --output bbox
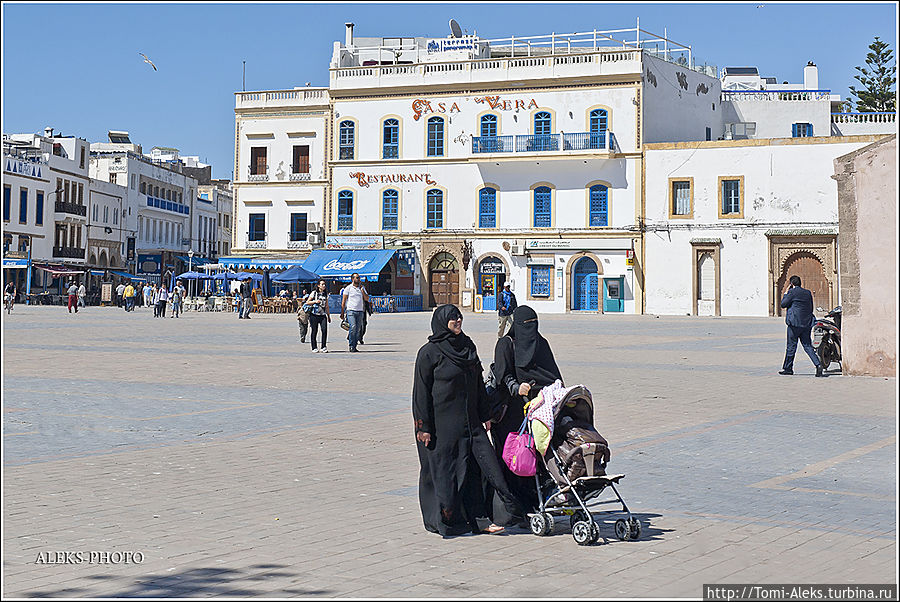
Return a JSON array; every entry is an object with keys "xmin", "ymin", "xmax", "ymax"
[
  {"xmin": 157, "ymin": 285, "xmax": 169, "ymax": 318},
  {"xmin": 171, "ymin": 280, "xmax": 185, "ymax": 318},
  {"xmin": 115, "ymin": 282, "xmax": 126, "ymax": 308},
  {"xmin": 77, "ymin": 282, "xmax": 87, "ymax": 309},
  {"xmin": 297, "ymin": 300, "xmax": 310, "ymax": 344},
  {"xmin": 340, "ymin": 273, "xmax": 369, "ymax": 352},
  {"xmin": 412, "ymin": 304, "xmax": 519, "ymax": 535},
  {"xmin": 4, "ymin": 281, "xmax": 16, "ymax": 313},
  {"xmin": 66, "ymin": 282, "xmax": 79, "ymax": 313},
  {"xmin": 143, "ymin": 283, "xmax": 152, "ymax": 309},
  {"xmin": 239, "ymin": 277, "xmax": 253, "ymax": 319},
  {"xmin": 497, "ymin": 282, "xmax": 517, "ymax": 337},
  {"xmin": 124, "ymin": 283, "xmax": 135, "ymax": 312},
  {"xmin": 151, "ymin": 285, "xmax": 160, "ymax": 317},
  {"xmin": 305, "ymin": 279, "xmax": 331, "ymax": 353},
  {"xmin": 779, "ymin": 275, "xmax": 824, "ymax": 377}
]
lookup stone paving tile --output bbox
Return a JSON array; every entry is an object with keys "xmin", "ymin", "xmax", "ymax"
[{"xmin": 3, "ymin": 307, "xmax": 895, "ymax": 597}]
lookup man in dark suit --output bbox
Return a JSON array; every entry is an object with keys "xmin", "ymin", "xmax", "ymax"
[{"xmin": 779, "ymin": 275, "xmax": 824, "ymax": 377}]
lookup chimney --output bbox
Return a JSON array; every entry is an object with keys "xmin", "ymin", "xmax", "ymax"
[
  {"xmin": 44, "ymin": 127, "xmax": 53, "ymax": 138},
  {"xmin": 804, "ymin": 61, "xmax": 818, "ymax": 90},
  {"xmin": 345, "ymin": 22, "xmax": 354, "ymax": 47}
]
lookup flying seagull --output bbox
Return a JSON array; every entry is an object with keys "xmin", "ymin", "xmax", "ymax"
[{"xmin": 139, "ymin": 52, "xmax": 157, "ymax": 71}]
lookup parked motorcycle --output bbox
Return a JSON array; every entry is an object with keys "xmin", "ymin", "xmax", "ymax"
[{"xmin": 813, "ymin": 306, "xmax": 842, "ymax": 371}]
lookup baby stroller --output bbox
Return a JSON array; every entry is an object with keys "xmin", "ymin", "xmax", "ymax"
[{"xmin": 525, "ymin": 384, "xmax": 640, "ymax": 545}]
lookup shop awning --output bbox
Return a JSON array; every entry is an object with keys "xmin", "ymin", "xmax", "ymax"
[
  {"xmin": 88, "ymin": 270, "xmax": 106, "ymax": 276},
  {"xmin": 302, "ymin": 250, "xmax": 395, "ymax": 279},
  {"xmin": 177, "ymin": 255, "xmax": 212, "ymax": 266},
  {"xmin": 218, "ymin": 257, "xmax": 309, "ymax": 270},
  {"xmin": 35, "ymin": 265, "xmax": 85, "ymax": 276},
  {"xmin": 3, "ymin": 258, "xmax": 28, "ymax": 269},
  {"xmin": 109, "ymin": 270, "xmax": 148, "ymax": 282}
]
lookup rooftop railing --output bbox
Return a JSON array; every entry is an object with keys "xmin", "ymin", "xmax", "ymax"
[
  {"xmin": 235, "ymin": 88, "xmax": 328, "ymax": 109},
  {"xmin": 831, "ymin": 112, "xmax": 896, "ymax": 123},
  {"xmin": 721, "ymin": 90, "xmax": 832, "ymax": 102}
]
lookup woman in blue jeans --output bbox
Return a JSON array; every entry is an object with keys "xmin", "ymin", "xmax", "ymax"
[{"xmin": 305, "ymin": 279, "xmax": 331, "ymax": 353}]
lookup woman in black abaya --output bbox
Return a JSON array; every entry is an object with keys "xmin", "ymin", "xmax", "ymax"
[
  {"xmin": 487, "ymin": 305, "xmax": 563, "ymax": 527},
  {"xmin": 413, "ymin": 304, "xmax": 520, "ymax": 536}
]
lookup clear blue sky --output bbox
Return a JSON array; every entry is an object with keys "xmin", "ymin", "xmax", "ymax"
[{"xmin": 3, "ymin": 2, "xmax": 896, "ymax": 179}]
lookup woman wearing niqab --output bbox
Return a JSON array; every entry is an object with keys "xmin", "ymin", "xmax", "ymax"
[
  {"xmin": 486, "ymin": 305, "xmax": 563, "ymax": 526},
  {"xmin": 412, "ymin": 304, "xmax": 519, "ymax": 536}
]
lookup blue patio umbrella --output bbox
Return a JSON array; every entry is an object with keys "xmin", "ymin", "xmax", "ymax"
[{"xmin": 271, "ymin": 265, "xmax": 320, "ymax": 283}]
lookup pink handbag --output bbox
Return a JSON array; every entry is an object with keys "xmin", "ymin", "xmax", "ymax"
[{"xmin": 502, "ymin": 418, "xmax": 537, "ymax": 477}]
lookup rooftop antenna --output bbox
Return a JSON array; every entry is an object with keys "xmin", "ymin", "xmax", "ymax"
[{"xmin": 449, "ymin": 18, "xmax": 462, "ymax": 38}]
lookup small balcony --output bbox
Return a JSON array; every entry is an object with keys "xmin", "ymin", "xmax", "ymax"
[
  {"xmin": 54, "ymin": 201, "xmax": 87, "ymax": 217},
  {"xmin": 287, "ymin": 231, "xmax": 310, "ymax": 249},
  {"xmin": 246, "ymin": 233, "xmax": 267, "ymax": 249},
  {"xmin": 289, "ymin": 171, "xmax": 311, "ymax": 181},
  {"xmin": 53, "ymin": 246, "xmax": 86, "ymax": 259},
  {"xmin": 471, "ymin": 131, "xmax": 609, "ymax": 154},
  {"xmin": 248, "ymin": 166, "xmax": 269, "ymax": 182}
]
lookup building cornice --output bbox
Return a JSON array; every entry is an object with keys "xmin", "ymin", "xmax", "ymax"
[{"xmin": 644, "ymin": 134, "xmax": 892, "ymax": 151}]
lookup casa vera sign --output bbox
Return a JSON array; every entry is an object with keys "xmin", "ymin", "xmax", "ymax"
[{"xmin": 412, "ymin": 95, "xmax": 540, "ymax": 120}]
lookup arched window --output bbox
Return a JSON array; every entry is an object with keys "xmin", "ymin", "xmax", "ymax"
[
  {"xmin": 339, "ymin": 121, "xmax": 355, "ymax": 159},
  {"xmin": 533, "ymin": 186, "xmax": 551, "ymax": 228},
  {"xmin": 426, "ymin": 189, "xmax": 443, "ymax": 229},
  {"xmin": 382, "ymin": 189, "xmax": 398, "ymax": 230},
  {"xmin": 589, "ymin": 185, "xmax": 608, "ymax": 227},
  {"xmin": 480, "ymin": 114, "xmax": 497, "ymax": 137},
  {"xmin": 534, "ymin": 111, "xmax": 552, "ymax": 135},
  {"xmin": 337, "ymin": 190, "xmax": 353, "ymax": 231},
  {"xmin": 532, "ymin": 111, "xmax": 555, "ymax": 151},
  {"xmin": 478, "ymin": 187, "xmax": 496, "ymax": 228},
  {"xmin": 383, "ymin": 118, "xmax": 399, "ymax": 159},
  {"xmin": 427, "ymin": 117, "xmax": 444, "ymax": 157},
  {"xmin": 589, "ymin": 109, "xmax": 608, "ymax": 149}
]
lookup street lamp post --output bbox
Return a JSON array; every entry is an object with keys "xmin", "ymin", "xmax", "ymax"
[{"xmin": 188, "ymin": 250, "xmax": 194, "ymax": 299}]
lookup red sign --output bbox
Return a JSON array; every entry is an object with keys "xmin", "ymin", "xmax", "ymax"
[{"xmin": 349, "ymin": 172, "xmax": 437, "ymax": 188}]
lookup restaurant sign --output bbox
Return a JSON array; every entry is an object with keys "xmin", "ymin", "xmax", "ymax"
[
  {"xmin": 349, "ymin": 171, "xmax": 436, "ymax": 188},
  {"xmin": 325, "ymin": 235, "xmax": 384, "ymax": 250}
]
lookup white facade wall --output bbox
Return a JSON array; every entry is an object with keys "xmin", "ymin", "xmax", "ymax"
[
  {"xmin": 642, "ymin": 53, "xmax": 723, "ymax": 144},
  {"xmin": 87, "ymin": 178, "xmax": 127, "ymax": 268},
  {"xmin": 721, "ymin": 94, "xmax": 831, "ymax": 140},
  {"xmin": 233, "ymin": 92, "xmax": 329, "ymax": 254},
  {"xmin": 643, "ymin": 137, "xmax": 885, "ymax": 316},
  {"xmin": 3, "ymin": 152, "xmax": 53, "ymax": 263}
]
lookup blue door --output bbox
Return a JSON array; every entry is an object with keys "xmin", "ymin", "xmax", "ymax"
[
  {"xmin": 572, "ymin": 257, "xmax": 598, "ymax": 311},
  {"xmin": 480, "ymin": 274, "xmax": 497, "ymax": 312},
  {"xmin": 603, "ymin": 277, "xmax": 625, "ymax": 312}
]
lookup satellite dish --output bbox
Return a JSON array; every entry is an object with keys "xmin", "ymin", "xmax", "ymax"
[{"xmin": 449, "ymin": 19, "xmax": 462, "ymax": 38}]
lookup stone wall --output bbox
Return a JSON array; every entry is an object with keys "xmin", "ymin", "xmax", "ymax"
[{"xmin": 833, "ymin": 134, "xmax": 896, "ymax": 376}]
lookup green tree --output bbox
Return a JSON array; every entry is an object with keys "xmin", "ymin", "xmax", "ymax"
[{"xmin": 848, "ymin": 36, "xmax": 896, "ymax": 112}]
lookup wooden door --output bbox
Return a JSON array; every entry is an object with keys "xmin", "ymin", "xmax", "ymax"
[
  {"xmin": 429, "ymin": 270, "xmax": 459, "ymax": 306},
  {"xmin": 777, "ymin": 252, "xmax": 829, "ymax": 315}
]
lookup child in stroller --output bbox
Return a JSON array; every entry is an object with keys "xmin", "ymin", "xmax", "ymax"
[{"xmin": 525, "ymin": 382, "xmax": 641, "ymax": 545}]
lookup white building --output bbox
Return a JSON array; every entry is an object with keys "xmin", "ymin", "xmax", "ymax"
[
  {"xmin": 325, "ymin": 23, "xmax": 722, "ymax": 312},
  {"xmin": 86, "ymin": 177, "xmax": 127, "ymax": 282},
  {"xmin": 3, "ymin": 129, "xmax": 91, "ymax": 295},
  {"xmin": 90, "ymin": 132, "xmax": 199, "ymax": 282},
  {"xmin": 198, "ymin": 180, "xmax": 233, "ymax": 258},
  {"xmin": 229, "ymin": 87, "xmax": 330, "ymax": 272},
  {"xmin": 643, "ymin": 134, "xmax": 891, "ymax": 317}
]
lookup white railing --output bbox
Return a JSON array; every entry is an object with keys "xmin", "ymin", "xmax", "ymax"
[
  {"xmin": 831, "ymin": 112, "xmax": 896, "ymax": 123},
  {"xmin": 289, "ymin": 172, "xmax": 311, "ymax": 181},
  {"xmin": 722, "ymin": 90, "xmax": 831, "ymax": 102},
  {"xmin": 235, "ymin": 88, "xmax": 328, "ymax": 108}
]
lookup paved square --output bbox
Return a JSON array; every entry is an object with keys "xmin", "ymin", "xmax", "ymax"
[{"xmin": 2, "ymin": 305, "xmax": 896, "ymax": 597}]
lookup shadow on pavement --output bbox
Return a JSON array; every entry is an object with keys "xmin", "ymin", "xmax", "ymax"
[{"xmin": 19, "ymin": 564, "xmax": 333, "ymax": 598}]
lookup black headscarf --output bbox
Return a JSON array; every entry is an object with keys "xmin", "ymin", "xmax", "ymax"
[
  {"xmin": 428, "ymin": 304, "xmax": 480, "ymax": 368},
  {"xmin": 505, "ymin": 305, "xmax": 562, "ymax": 385}
]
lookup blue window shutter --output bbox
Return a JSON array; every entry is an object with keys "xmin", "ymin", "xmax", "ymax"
[
  {"xmin": 807, "ymin": 123, "xmax": 813, "ymax": 137},
  {"xmin": 792, "ymin": 123, "xmax": 798, "ymax": 137}
]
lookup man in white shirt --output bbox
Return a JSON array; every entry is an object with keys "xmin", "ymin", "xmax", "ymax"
[
  {"xmin": 340, "ymin": 273, "xmax": 369, "ymax": 353},
  {"xmin": 77, "ymin": 282, "xmax": 87, "ymax": 308},
  {"xmin": 115, "ymin": 282, "xmax": 126, "ymax": 308}
]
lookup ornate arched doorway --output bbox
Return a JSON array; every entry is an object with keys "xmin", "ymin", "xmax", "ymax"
[
  {"xmin": 476, "ymin": 255, "xmax": 506, "ymax": 312},
  {"xmin": 572, "ymin": 256, "xmax": 599, "ymax": 311},
  {"xmin": 777, "ymin": 251, "xmax": 829, "ymax": 316},
  {"xmin": 428, "ymin": 251, "xmax": 459, "ymax": 307},
  {"xmin": 697, "ymin": 252, "xmax": 716, "ymax": 316}
]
